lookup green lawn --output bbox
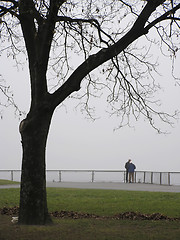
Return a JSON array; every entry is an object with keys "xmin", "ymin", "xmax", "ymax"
[
  {"xmin": 0, "ymin": 187, "xmax": 180, "ymax": 240},
  {"xmin": 47, "ymin": 188, "xmax": 180, "ymax": 218},
  {"xmin": 0, "ymin": 215, "xmax": 180, "ymax": 240},
  {"xmin": 0, "ymin": 179, "xmax": 19, "ymax": 185},
  {"xmin": 0, "ymin": 187, "xmax": 180, "ymax": 217}
]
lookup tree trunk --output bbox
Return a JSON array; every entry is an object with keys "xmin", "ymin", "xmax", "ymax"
[{"xmin": 18, "ymin": 107, "xmax": 53, "ymax": 225}]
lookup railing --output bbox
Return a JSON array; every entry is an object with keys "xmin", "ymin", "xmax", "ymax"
[
  {"xmin": 1, "ymin": 169, "xmax": 180, "ymax": 185},
  {"xmin": 0, "ymin": 170, "xmax": 180, "ymax": 185}
]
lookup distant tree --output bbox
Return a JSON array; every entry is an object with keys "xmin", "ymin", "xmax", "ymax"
[{"xmin": 0, "ymin": 0, "xmax": 179, "ymax": 224}]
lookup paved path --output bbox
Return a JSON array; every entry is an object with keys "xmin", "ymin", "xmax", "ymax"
[
  {"xmin": 46, "ymin": 182, "xmax": 180, "ymax": 192},
  {"xmin": 1, "ymin": 182, "xmax": 180, "ymax": 192}
]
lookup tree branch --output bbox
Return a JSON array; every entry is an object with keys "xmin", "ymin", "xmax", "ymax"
[
  {"xmin": 144, "ymin": 3, "xmax": 180, "ymax": 32},
  {"xmin": 0, "ymin": 0, "xmax": 18, "ymax": 18}
]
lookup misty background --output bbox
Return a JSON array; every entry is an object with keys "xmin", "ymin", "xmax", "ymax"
[{"xmin": 0, "ymin": 51, "xmax": 180, "ymax": 173}]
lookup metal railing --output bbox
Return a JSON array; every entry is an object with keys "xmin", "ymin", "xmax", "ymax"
[{"xmin": 0, "ymin": 169, "xmax": 180, "ymax": 185}]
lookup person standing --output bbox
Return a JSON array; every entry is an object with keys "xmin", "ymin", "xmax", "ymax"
[
  {"xmin": 128, "ymin": 160, "xmax": 136, "ymax": 183},
  {"xmin": 125, "ymin": 159, "xmax": 131, "ymax": 183}
]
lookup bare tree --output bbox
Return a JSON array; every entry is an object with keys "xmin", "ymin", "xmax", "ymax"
[{"xmin": 0, "ymin": 0, "xmax": 179, "ymax": 224}]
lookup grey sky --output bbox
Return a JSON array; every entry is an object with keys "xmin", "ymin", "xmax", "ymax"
[{"xmin": 0, "ymin": 52, "xmax": 179, "ymax": 173}]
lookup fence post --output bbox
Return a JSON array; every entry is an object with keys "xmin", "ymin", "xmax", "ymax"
[
  {"xmin": 11, "ymin": 170, "xmax": 13, "ymax": 181},
  {"xmin": 143, "ymin": 172, "xmax": 146, "ymax": 183},
  {"xmin": 168, "ymin": 172, "xmax": 170, "ymax": 186},
  {"xmin": 92, "ymin": 171, "xmax": 95, "ymax": 183},
  {"xmin": 59, "ymin": 171, "xmax": 62, "ymax": 182},
  {"xmin": 160, "ymin": 172, "xmax": 162, "ymax": 185},
  {"xmin": 151, "ymin": 172, "xmax": 153, "ymax": 184}
]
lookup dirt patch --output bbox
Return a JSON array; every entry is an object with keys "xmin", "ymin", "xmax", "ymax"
[{"xmin": 1, "ymin": 206, "xmax": 180, "ymax": 221}]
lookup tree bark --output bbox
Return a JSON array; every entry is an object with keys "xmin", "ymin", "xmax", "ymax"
[{"xmin": 18, "ymin": 106, "xmax": 54, "ymax": 224}]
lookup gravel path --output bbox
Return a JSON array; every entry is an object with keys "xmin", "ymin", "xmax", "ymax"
[{"xmin": 1, "ymin": 182, "xmax": 180, "ymax": 192}]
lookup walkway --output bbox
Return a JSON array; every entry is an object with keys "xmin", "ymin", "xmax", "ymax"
[{"xmin": 1, "ymin": 182, "xmax": 180, "ymax": 192}]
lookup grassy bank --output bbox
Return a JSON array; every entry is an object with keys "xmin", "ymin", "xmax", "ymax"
[
  {"xmin": 0, "ymin": 179, "xmax": 19, "ymax": 185},
  {"xmin": 0, "ymin": 187, "xmax": 180, "ymax": 239},
  {"xmin": 47, "ymin": 188, "xmax": 180, "ymax": 217},
  {"xmin": 0, "ymin": 187, "xmax": 179, "ymax": 217},
  {"xmin": 0, "ymin": 215, "xmax": 180, "ymax": 240}
]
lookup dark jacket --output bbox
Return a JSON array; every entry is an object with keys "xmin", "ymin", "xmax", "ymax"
[
  {"xmin": 125, "ymin": 162, "xmax": 130, "ymax": 170},
  {"xmin": 128, "ymin": 163, "xmax": 136, "ymax": 173}
]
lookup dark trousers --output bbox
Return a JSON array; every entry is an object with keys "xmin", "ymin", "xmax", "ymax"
[
  {"xmin": 126, "ymin": 170, "xmax": 128, "ymax": 183},
  {"xmin": 129, "ymin": 172, "xmax": 134, "ymax": 183}
]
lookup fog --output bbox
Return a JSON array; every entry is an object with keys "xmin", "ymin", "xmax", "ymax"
[{"xmin": 0, "ymin": 53, "xmax": 180, "ymax": 173}]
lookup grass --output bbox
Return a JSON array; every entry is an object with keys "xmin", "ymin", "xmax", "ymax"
[
  {"xmin": 0, "ymin": 215, "xmax": 180, "ymax": 240},
  {"xmin": 47, "ymin": 188, "xmax": 180, "ymax": 217},
  {"xmin": 0, "ymin": 188, "xmax": 180, "ymax": 217},
  {"xmin": 0, "ymin": 179, "xmax": 19, "ymax": 185},
  {"xmin": 0, "ymin": 187, "xmax": 180, "ymax": 239}
]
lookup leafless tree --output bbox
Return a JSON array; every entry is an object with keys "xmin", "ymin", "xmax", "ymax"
[
  {"xmin": 0, "ymin": 74, "xmax": 23, "ymax": 118},
  {"xmin": 0, "ymin": 0, "xmax": 179, "ymax": 224}
]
